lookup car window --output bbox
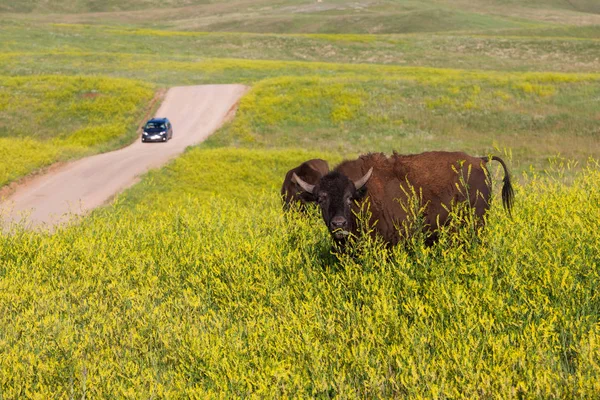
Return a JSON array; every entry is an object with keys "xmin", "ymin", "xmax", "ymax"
[{"xmin": 145, "ymin": 122, "xmax": 167, "ymax": 129}]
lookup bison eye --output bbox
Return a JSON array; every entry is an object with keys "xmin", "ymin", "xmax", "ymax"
[
  {"xmin": 317, "ymin": 193, "xmax": 328, "ymax": 204},
  {"xmin": 346, "ymin": 197, "xmax": 353, "ymax": 206}
]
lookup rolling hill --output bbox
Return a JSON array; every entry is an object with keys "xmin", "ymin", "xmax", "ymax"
[
  {"xmin": 1, "ymin": 0, "xmax": 599, "ymax": 397},
  {"xmin": 2, "ymin": 0, "xmax": 599, "ymax": 34}
]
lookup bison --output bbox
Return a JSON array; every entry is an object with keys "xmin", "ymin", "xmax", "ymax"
[
  {"xmin": 281, "ymin": 158, "xmax": 330, "ymax": 211},
  {"xmin": 293, "ymin": 151, "xmax": 514, "ymax": 246}
]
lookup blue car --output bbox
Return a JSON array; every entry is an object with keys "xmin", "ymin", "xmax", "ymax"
[{"xmin": 141, "ymin": 118, "xmax": 173, "ymax": 142}]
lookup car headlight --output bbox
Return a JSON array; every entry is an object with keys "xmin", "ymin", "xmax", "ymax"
[{"xmin": 160, "ymin": 131, "xmax": 166, "ymax": 135}]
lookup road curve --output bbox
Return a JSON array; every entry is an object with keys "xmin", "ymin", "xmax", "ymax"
[{"xmin": 1, "ymin": 84, "xmax": 248, "ymax": 230}]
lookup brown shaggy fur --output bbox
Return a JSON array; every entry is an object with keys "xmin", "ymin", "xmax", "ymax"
[
  {"xmin": 281, "ymin": 159, "xmax": 329, "ymax": 210},
  {"xmin": 332, "ymin": 151, "xmax": 513, "ymax": 245}
]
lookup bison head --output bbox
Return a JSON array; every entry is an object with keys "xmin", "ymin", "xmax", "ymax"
[{"xmin": 293, "ymin": 167, "xmax": 373, "ymax": 241}]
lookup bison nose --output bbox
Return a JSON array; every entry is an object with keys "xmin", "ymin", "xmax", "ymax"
[{"xmin": 331, "ymin": 216, "xmax": 347, "ymax": 230}]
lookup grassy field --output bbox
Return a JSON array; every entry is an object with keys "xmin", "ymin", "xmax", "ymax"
[
  {"xmin": 0, "ymin": 5, "xmax": 597, "ymax": 183},
  {"xmin": 205, "ymin": 73, "xmax": 600, "ymax": 172},
  {"xmin": 1, "ymin": 59, "xmax": 598, "ymax": 183},
  {"xmin": 1, "ymin": 149, "xmax": 599, "ymax": 397},
  {"xmin": 3, "ymin": 0, "xmax": 599, "ymax": 33},
  {"xmin": 0, "ymin": 75, "xmax": 154, "ymax": 187},
  {"xmin": 1, "ymin": 0, "xmax": 600, "ymax": 397},
  {"xmin": 2, "ymin": 22, "xmax": 600, "ymax": 73}
]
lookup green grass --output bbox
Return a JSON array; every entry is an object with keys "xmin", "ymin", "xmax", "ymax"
[
  {"xmin": 187, "ymin": 7, "xmax": 534, "ymax": 35},
  {"xmin": 0, "ymin": 0, "xmax": 212, "ymax": 13},
  {"xmin": 1, "ymin": 0, "xmax": 600, "ymax": 396},
  {"xmin": 1, "ymin": 148, "xmax": 599, "ymax": 397},
  {"xmin": 0, "ymin": 4, "xmax": 596, "ymax": 187},
  {"xmin": 479, "ymin": 24, "xmax": 600, "ymax": 38},
  {"xmin": 0, "ymin": 75, "xmax": 154, "ymax": 186},
  {"xmin": 3, "ymin": 0, "xmax": 599, "ymax": 34},
  {"xmin": 2, "ymin": 22, "xmax": 599, "ymax": 73},
  {"xmin": 205, "ymin": 73, "xmax": 600, "ymax": 173},
  {"xmin": 1, "ymin": 57, "xmax": 597, "ymax": 184}
]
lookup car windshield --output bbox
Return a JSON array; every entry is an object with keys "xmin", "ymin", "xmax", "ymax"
[{"xmin": 145, "ymin": 122, "xmax": 165, "ymax": 130}]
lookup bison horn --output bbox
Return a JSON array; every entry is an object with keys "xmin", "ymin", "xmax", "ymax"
[
  {"xmin": 353, "ymin": 167, "xmax": 373, "ymax": 190},
  {"xmin": 292, "ymin": 173, "xmax": 315, "ymax": 194}
]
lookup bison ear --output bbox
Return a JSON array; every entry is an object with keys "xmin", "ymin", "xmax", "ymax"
[
  {"xmin": 353, "ymin": 167, "xmax": 373, "ymax": 190},
  {"xmin": 292, "ymin": 173, "xmax": 315, "ymax": 194}
]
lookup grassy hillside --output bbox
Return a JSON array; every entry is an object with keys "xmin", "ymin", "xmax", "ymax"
[
  {"xmin": 1, "ymin": 148, "xmax": 599, "ymax": 397},
  {"xmin": 2, "ymin": 61, "xmax": 598, "ymax": 186},
  {"xmin": 3, "ymin": 0, "xmax": 599, "ymax": 33},
  {"xmin": 0, "ymin": 75, "xmax": 154, "ymax": 187},
  {"xmin": 205, "ymin": 72, "xmax": 600, "ymax": 172},
  {"xmin": 1, "ymin": 0, "xmax": 600, "ymax": 397},
  {"xmin": 2, "ymin": 22, "xmax": 599, "ymax": 74},
  {"xmin": 5, "ymin": 0, "xmax": 600, "ymax": 14},
  {"xmin": 0, "ymin": 3, "xmax": 598, "ymax": 185}
]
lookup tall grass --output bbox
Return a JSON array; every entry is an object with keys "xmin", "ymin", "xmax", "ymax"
[
  {"xmin": 1, "ymin": 3, "xmax": 599, "ymax": 395},
  {"xmin": 205, "ymin": 74, "xmax": 600, "ymax": 173},
  {"xmin": 1, "ymin": 148, "xmax": 598, "ymax": 397},
  {"xmin": 0, "ymin": 75, "xmax": 154, "ymax": 187}
]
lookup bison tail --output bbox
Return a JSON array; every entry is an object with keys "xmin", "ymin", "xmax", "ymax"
[{"xmin": 482, "ymin": 156, "xmax": 515, "ymax": 216}]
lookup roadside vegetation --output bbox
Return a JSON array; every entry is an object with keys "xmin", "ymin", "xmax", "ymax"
[
  {"xmin": 0, "ymin": 75, "xmax": 154, "ymax": 187},
  {"xmin": 1, "ymin": 0, "xmax": 599, "ymax": 397},
  {"xmin": 1, "ymin": 62, "xmax": 598, "ymax": 183}
]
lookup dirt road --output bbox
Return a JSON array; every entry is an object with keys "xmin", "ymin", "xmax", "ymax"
[{"xmin": 1, "ymin": 84, "xmax": 248, "ymax": 230}]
